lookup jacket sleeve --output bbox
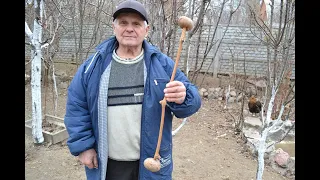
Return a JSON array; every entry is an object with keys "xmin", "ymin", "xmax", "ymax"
[
  {"xmin": 64, "ymin": 62, "xmax": 95, "ymax": 156},
  {"xmin": 163, "ymin": 56, "xmax": 202, "ymax": 118}
]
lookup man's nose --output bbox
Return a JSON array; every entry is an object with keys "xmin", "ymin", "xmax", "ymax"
[{"xmin": 125, "ymin": 24, "xmax": 134, "ymax": 32}]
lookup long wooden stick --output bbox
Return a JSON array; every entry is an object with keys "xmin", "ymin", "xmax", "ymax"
[
  {"xmin": 144, "ymin": 16, "xmax": 193, "ymax": 172},
  {"xmin": 153, "ymin": 27, "xmax": 187, "ymax": 160}
]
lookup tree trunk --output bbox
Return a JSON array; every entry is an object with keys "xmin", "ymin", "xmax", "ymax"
[
  {"xmin": 31, "ymin": 17, "xmax": 44, "ymax": 144},
  {"xmin": 256, "ymin": 128, "xmax": 268, "ymax": 180}
]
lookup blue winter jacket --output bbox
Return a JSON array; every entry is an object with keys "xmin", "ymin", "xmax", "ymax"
[{"xmin": 64, "ymin": 36, "xmax": 202, "ymax": 180}]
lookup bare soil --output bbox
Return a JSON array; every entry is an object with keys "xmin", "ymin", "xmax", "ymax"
[{"xmin": 25, "ymin": 63, "xmax": 291, "ymax": 180}]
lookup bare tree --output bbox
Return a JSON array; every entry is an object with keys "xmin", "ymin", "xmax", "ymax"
[
  {"xmin": 180, "ymin": 0, "xmax": 242, "ymax": 85},
  {"xmin": 43, "ymin": 0, "xmax": 73, "ymax": 116},
  {"xmin": 246, "ymin": 0, "xmax": 295, "ymax": 179},
  {"xmin": 142, "ymin": 0, "xmax": 169, "ymax": 50},
  {"xmin": 148, "ymin": 0, "xmax": 186, "ymax": 56},
  {"xmin": 25, "ymin": 0, "xmax": 47, "ymax": 144},
  {"xmin": 227, "ymin": 52, "xmax": 249, "ymax": 139},
  {"xmin": 190, "ymin": 0, "xmax": 210, "ymax": 82},
  {"xmin": 198, "ymin": 0, "xmax": 241, "ymax": 86},
  {"xmin": 67, "ymin": 0, "xmax": 114, "ymax": 67},
  {"xmin": 25, "ymin": 0, "xmax": 68, "ymax": 144},
  {"xmin": 182, "ymin": 0, "xmax": 210, "ymax": 74}
]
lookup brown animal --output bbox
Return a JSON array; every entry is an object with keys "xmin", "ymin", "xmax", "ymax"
[{"xmin": 248, "ymin": 95, "xmax": 262, "ymax": 117}]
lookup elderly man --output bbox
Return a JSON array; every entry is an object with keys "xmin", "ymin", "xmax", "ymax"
[{"xmin": 64, "ymin": 0, "xmax": 201, "ymax": 179}]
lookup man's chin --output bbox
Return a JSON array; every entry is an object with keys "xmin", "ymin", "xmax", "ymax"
[{"xmin": 122, "ymin": 42, "xmax": 140, "ymax": 47}]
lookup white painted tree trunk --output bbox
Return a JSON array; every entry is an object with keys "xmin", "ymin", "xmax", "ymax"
[
  {"xmin": 30, "ymin": 18, "xmax": 44, "ymax": 144},
  {"xmin": 25, "ymin": 0, "xmax": 45, "ymax": 144},
  {"xmin": 256, "ymin": 87, "xmax": 278, "ymax": 180},
  {"xmin": 256, "ymin": 128, "xmax": 268, "ymax": 180},
  {"xmin": 51, "ymin": 64, "xmax": 59, "ymax": 116}
]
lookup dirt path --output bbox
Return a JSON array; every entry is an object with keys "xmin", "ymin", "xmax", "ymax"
[
  {"xmin": 25, "ymin": 91, "xmax": 290, "ymax": 180},
  {"xmin": 171, "ymin": 99, "xmax": 288, "ymax": 180}
]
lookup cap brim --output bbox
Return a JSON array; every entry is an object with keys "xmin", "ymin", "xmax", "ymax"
[{"xmin": 113, "ymin": 8, "xmax": 148, "ymax": 23}]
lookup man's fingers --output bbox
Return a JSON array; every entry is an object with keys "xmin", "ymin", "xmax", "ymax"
[
  {"xmin": 164, "ymin": 81, "xmax": 186, "ymax": 104},
  {"xmin": 165, "ymin": 91, "xmax": 185, "ymax": 98},
  {"xmin": 93, "ymin": 156, "xmax": 98, "ymax": 169},
  {"xmin": 165, "ymin": 81, "xmax": 183, "ymax": 88},
  {"xmin": 78, "ymin": 157, "xmax": 96, "ymax": 169},
  {"xmin": 77, "ymin": 149, "xmax": 98, "ymax": 169},
  {"xmin": 164, "ymin": 85, "xmax": 185, "ymax": 94},
  {"xmin": 81, "ymin": 160, "xmax": 94, "ymax": 169}
]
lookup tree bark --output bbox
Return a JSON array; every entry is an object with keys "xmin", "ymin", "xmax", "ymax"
[
  {"xmin": 31, "ymin": 15, "xmax": 44, "ymax": 143},
  {"xmin": 25, "ymin": 0, "xmax": 46, "ymax": 144}
]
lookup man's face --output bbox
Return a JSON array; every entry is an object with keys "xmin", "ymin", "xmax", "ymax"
[{"xmin": 113, "ymin": 12, "xmax": 149, "ymax": 48}]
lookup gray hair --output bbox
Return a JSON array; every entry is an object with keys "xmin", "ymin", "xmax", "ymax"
[{"xmin": 113, "ymin": 18, "xmax": 148, "ymax": 28}]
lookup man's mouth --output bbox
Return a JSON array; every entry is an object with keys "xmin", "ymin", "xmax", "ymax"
[{"xmin": 124, "ymin": 36, "xmax": 135, "ymax": 38}]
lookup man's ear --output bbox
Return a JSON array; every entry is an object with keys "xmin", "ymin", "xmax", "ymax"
[
  {"xmin": 145, "ymin": 25, "xmax": 150, "ymax": 37},
  {"xmin": 112, "ymin": 22, "xmax": 116, "ymax": 35}
]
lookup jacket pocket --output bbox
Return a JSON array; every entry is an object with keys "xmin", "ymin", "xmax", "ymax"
[
  {"xmin": 159, "ymin": 143, "xmax": 172, "ymax": 168},
  {"xmin": 152, "ymin": 143, "xmax": 173, "ymax": 177},
  {"xmin": 159, "ymin": 143, "xmax": 173, "ymax": 178},
  {"xmin": 152, "ymin": 78, "xmax": 170, "ymax": 101}
]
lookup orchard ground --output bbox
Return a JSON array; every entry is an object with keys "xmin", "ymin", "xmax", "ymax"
[{"xmin": 25, "ymin": 62, "xmax": 292, "ymax": 180}]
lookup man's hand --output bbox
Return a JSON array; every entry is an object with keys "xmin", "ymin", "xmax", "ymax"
[
  {"xmin": 164, "ymin": 81, "xmax": 186, "ymax": 104},
  {"xmin": 78, "ymin": 149, "xmax": 98, "ymax": 169}
]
